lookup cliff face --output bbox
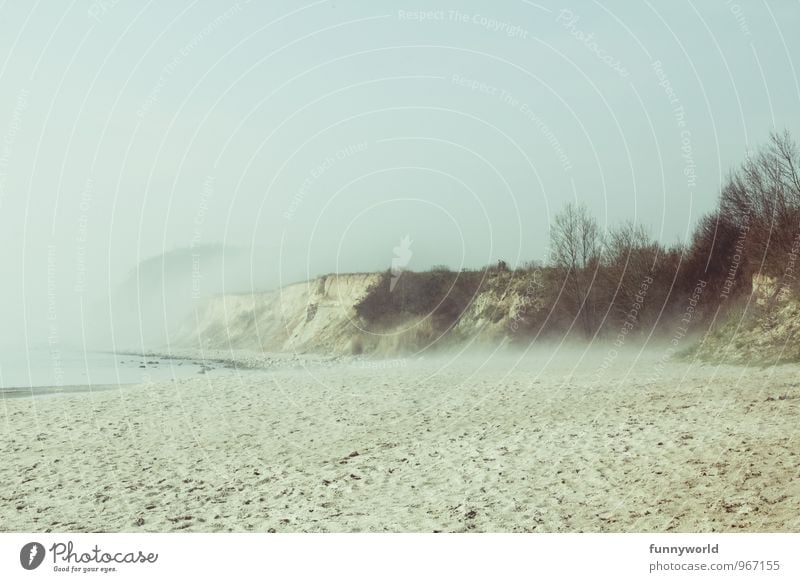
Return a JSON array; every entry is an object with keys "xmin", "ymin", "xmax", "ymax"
[
  {"xmin": 175, "ymin": 270, "xmax": 547, "ymax": 355},
  {"xmin": 176, "ymin": 273, "xmax": 383, "ymax": 354},
  {"xmin": 453, "ymin": 271, "xmax": 545, "ymax": 343},
  {"xmin": 691, "ymin": 275, "xmax": 800, "ymax": 364}
]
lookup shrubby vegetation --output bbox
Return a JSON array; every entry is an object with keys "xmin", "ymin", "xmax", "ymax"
[
  {"xmin": 355, "ymin": 268, "xmax": 486, "ymax": 331},
  {"xmin": 355, "ymin": 132, "xmax": 800, "ymax": 351}
]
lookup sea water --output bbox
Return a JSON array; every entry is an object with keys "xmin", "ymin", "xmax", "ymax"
[{"xmin": 0, "ymin": 348, "xmax": 228, "ymax": 397}]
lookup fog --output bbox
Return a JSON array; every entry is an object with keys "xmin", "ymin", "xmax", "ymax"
[{"xmin": 0, "ymin": 0, "xmax": 798, "ymax": 352}]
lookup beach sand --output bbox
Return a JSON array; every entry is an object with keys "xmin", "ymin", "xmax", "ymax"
[{"xmin": 1, "ymin": 347, "xmax": 798, "ymax": 532}]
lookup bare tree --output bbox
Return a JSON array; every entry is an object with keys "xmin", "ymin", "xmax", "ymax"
[
  {"xmin": 717, "ymin": 131, "xmax": 800, "ymax": 278},
  {"xmin": 601, "ymin": 221, "xmax": 655, "ymax": 318},
  {"xmin": 549, "ymin": 202, "xmax": 603, "ymax": 336},
  {"xmin": 603, "ymin": 221, "xmax": 652, "ymax": 269}
]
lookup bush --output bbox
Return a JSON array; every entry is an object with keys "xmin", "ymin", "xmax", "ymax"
[{"xmin": 355, "ymin": 269, "xmax": 486, "ymax": 331}]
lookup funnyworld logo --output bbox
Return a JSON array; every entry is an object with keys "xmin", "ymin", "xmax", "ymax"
[{"xmin": 20, "ymin": 542, "xmax": 46, "ymax": 570}]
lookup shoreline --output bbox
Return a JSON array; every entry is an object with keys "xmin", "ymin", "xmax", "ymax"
[
  {"xmin": 1, "ymin": 349, "xmax": 798, "ymax": 532},
  {"xmin": 0, "ymin": 350, "xmax": 238, "ymax": 398},
  {"xmin": 121, "ymin": 347, "xmax": 362, "ymax": 371},
  {"xmin": 0, "ymin": 383, "xmax": 135, "ymax": 399}
]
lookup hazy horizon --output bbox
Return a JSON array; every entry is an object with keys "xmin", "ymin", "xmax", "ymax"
[{"xmin": 1, "ymin": 0, "xmax": 798, "ymax": 349}]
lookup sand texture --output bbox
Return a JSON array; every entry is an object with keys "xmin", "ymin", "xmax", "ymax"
[{"xmin": 1, "ymin": 349, "xmax": 798, "ymax": 532}]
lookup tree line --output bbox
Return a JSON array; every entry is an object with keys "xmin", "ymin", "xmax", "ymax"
[
  {"xmin": 355, "ymin": 132, "xmax": 800, "ymax": 345},
  {"xmin": 540, "ymin": 131, "xmax": 800, "ymax": 340}
]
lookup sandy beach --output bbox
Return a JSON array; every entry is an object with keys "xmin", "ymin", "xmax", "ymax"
[{"xmin": 1, "ymin": 347, "xmax": 798, "ymax": 533}]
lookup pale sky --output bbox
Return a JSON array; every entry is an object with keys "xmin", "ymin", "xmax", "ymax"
[{"xmin": 0, "ymin": 0, "xmax": 798, "ymax": 348}]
